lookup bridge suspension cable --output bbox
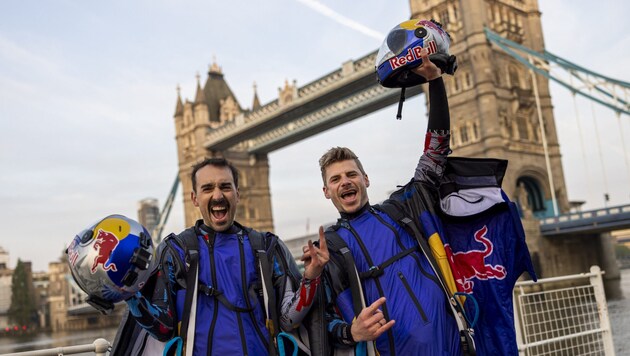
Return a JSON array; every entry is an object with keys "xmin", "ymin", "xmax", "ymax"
[
  {"xmin": 485, "ymin": 27, "xmax": 630, "ymax": 208},
  {"xmin": 153, "ymin": 174, "xmax": 180, "ymax": 243},
  {"xmin": 484, "ymin": 28, "xmax": 630, "ymax": 117}
]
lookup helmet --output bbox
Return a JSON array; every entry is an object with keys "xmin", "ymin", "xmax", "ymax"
[
  {"xmin": 66, "ymin": 214, "xmax": 154, "ymax": 314},
  {"xmin": 375, "ymin": 19, "xmax": 457, "ymax": 88}
]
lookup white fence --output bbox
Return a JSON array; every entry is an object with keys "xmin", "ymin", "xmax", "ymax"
[{"xmin": 514, "ymin": 265, "xmax": 615, "ymax": 356}]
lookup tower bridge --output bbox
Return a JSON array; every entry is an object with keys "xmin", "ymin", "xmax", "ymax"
[
  {"xmin": 202, "ymin": 51, "xmax": 423, "ymax": 154},
  {"xmin": 170, "ymin": 0, "xmax": 628, "ymax": 281}
]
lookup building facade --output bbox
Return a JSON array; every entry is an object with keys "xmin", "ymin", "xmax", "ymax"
[
  {"xmin": 0, "ymin": 246, "xmax": 11, "ymax": 329},
  {"xmin": 47, "ymin": 255, "xmax": 122, "ymax": 332},
  {"xmin": 137, "ymin": 197, "xmax": 160, "ymax": 239}
]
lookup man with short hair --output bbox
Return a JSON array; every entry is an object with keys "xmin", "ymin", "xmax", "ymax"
[
  {"xmin": 124, "ymin": 157, "xmax": 328, "ymax": 355},
  {"xmin": 310, "ymin": 51, "xmax": 463, "ymax": 355}
]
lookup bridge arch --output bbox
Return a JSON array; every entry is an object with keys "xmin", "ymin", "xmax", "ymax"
[{"xmin": 515, "ymin": 169, "xmax": 551, "ymax": 218}]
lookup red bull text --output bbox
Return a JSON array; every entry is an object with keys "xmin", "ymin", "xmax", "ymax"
[{"xmin": 388, "ymin": 40, "xmax": 437, "ymax": 70}]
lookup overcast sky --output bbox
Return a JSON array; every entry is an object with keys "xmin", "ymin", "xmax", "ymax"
[{"xmin": 1, "ymin": 0, "xmax": 628, "ymax": 271}]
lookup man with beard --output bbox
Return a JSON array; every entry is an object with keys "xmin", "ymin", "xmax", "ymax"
[{"xmin": 122, "ymin": 158, "xmax": 328, "ymax": 355}]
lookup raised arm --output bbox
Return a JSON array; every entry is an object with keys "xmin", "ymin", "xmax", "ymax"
[
  {"xmin": 278, "ymin": 227, "xmax": 328, "ymax": 330},
  {"xmin": 412, "ymin": 49, "xmax": 451, "ymax": 184}
]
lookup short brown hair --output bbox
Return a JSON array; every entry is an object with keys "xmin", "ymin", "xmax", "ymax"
[
  {"xmin": 318, "ymin": 147, "xmax": 366, "ymax": 184},
  {"xmin": 191, "ymin": 157, "xmax": 239, "ymax": 193}
]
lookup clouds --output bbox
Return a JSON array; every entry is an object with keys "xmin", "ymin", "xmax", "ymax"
[
  {"xmin": 296, "ymin": 0, "xmax": 385, "ymax": 40},
  {"xmin": 0, "ymin": 0, "xmax": 628, "ymax": 271}
]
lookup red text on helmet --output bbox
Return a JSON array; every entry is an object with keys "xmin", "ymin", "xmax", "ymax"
[{"xmin": 388, "ymin": 40, "xmax": 437, "ymax": 70}]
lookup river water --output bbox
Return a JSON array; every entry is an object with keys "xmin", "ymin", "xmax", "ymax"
[
  {"xmin": 608, "ymin": 268, "xmax": 630, "ymax": 355},
  {"xmin": 2, "ymin": 269, "xmax": 630, "ymax": 355}
]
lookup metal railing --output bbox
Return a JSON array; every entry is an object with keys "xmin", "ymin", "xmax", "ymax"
[
  {"xmin": 539, "ymin": 204, "xmax": 630, "ymax": 236},
  {"xmin": 514, "ymin": 265, "xmax": 615, "ymax": 355},
  {"xmin": 2, "ymin": 338, "xmax": 110, "ymax": 356}
]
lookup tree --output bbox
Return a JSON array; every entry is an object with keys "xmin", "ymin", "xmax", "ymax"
[
  {"xmin": 8, "ymin": 259, "xmax": 37, "ymax": 328},
  {"xmin": 615, "ymin": 244, "xmax": 630, "ymax": 259}
]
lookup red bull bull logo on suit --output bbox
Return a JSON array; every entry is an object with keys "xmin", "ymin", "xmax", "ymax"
[{"xmin": 445, "ymin": 225, "xmax": 506, "ymax": 293}]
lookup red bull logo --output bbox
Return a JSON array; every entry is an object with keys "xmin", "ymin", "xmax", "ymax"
[
  {"xmin": 388, "ymin": 40, "xmax": 437, "ymax": 70},
  {"xmin": 91, "ymin": 229, "xmax": 119, "ymax": 273},
  {"xmin": 445, "ymin": 225, "xmax": 506, "ymax": 293}
]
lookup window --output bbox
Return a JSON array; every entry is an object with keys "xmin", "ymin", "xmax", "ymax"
[
  {"xmin": 516, "ymin": 114, "xmax": 529, "ymax": 140},
  {"xmin": 460, "ymin": 124, "xmax": 469, "ymax": 144},
  {"xmin": 509, "ymin": 66, "xmax": 520, "ymax": 88},
  {"xmin": 453, "ymin": 77, "xmax": 460, "ymax": 92},
  {"xmin": 439, "ymin": 9, "xmax": 450, "ymax": 25},
  {"xmin": 464, "ymin": 72, "xmax": 473, "ymax": 88}
]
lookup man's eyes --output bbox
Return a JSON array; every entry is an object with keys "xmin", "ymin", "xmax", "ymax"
[{"xmin": 201, "ymin": 184, "xmax": 233, "ymax": 192}]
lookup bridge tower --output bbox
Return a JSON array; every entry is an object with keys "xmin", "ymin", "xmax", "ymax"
[
  {"xmin": 410, "ymin": 0, "xmax": 570, "ymax": 218},
  {"xmin": 409, "ymin": 0, "xmax": 620, "ymax": 281},
  {"xmin": 173, "ymin": 62, "xmax": 274, "ymax": 232}
]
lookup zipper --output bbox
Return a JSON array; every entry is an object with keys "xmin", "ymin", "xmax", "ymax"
[
  {"xmin": 238, "ymin": 232, "xmax": 269, "ymax": 351},
  {"xmin": 397, "ymin": 271, "xmax": 429, "ymax": 323},
  {"xmin": 205, "ymin": 233, "xmax": 219, "ymax": 355},
  {"xmin": 341, "ymin": 220, "xmax": 396, "ymax": 356},
  {"xmin": 236, "ymin": 313, "xmax": 248, "ymax": 356}
]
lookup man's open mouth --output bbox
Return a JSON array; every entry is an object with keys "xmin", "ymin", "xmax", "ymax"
[
  {"xmin": 340, "ymin": 189, "xmax": 357, "ymax": 201},
  {"xmin": 210, "ymin": 205, "xmax": 228, "ymax": 220}
]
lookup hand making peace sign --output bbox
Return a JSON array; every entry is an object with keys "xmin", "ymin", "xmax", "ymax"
[{"xmin": 301, "ymin": 226, "xmax": 330, "ymax": 280}]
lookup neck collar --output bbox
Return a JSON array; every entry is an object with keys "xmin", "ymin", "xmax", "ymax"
[
  {"xmin": 339, "ymin": 202, "xmax": 370, "ymax": 220},
  {"xmin": 195, "ymin": 219, "xmax": 241, "ymax": 236}
]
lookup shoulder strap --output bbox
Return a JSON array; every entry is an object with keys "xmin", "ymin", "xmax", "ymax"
[
  {"xmin": 247, "ymin": 228, "xmax": 279, "ymax": 356},
  {"xmin": 324, "ymin": 228, "xmax": 366, "ymax": 317},
  {"xmin": 167, "ymin": 228, "xmax": 199, "ymax": 353},
  {"xmin": 375, "ymin": 201, "xmax": 477, "ymax": 356}
]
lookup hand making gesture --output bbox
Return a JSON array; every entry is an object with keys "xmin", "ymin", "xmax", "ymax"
[
  {"xmin": 301, "ymin": 226, "xmax": 330, "ymax": 280},
  {"xmin": 350, "ymin": 297, "xmax": 396, "ymax": 342},
  {"xmin": 411, "ymin": 48, "xmax": 442, "ymax": 82}
]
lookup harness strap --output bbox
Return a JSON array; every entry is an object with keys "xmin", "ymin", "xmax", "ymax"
[
  {"xmin": 248, "ymin": 228, "xmax": 279, "ymax": 356},
  {"xmin": 378, "ymin": 202, "xmax": 476, "ymax": 356},
  {"xmin": 326, "ymin": 230, "xmax": 377, "ymax": 355},
  {"xmin": 325, "ymin": 229, "xmax": 366, "ymax": 318},
  {"xmin": 257, "ymin": 250, "xmax": 279, "ymax": 356},
  {"xmin": 195, "ymin": 284, "xmax": 255, "ymax": 313},
  {"xmin": 170, "ymin": 230, "xmax": 200, "ymax": 356},
  {"xmin": 339, "ymin": 247, "xmax": 365, "ymax": 317},
  {"xmin": 358, "ymin": 246, "xmax": 419, "ymax": 280}
]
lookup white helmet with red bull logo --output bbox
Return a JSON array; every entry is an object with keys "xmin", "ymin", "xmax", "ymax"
[
  {"xmin": 66, "ymin": 214, "xmax": 155, "ymax": 314},
  {"xmin": 375, "ymin": 19, "xmax": 457, "ymax": 88}
]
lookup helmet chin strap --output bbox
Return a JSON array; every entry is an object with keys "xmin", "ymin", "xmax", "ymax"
[{"xmin": 396, "ymin": 87, "xmax": 406, "ymax": 120}]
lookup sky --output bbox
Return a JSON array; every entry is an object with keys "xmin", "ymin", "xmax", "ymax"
[{"xmin": 0, "ymin": 0, "xmax": 628, "ymax": 272}]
